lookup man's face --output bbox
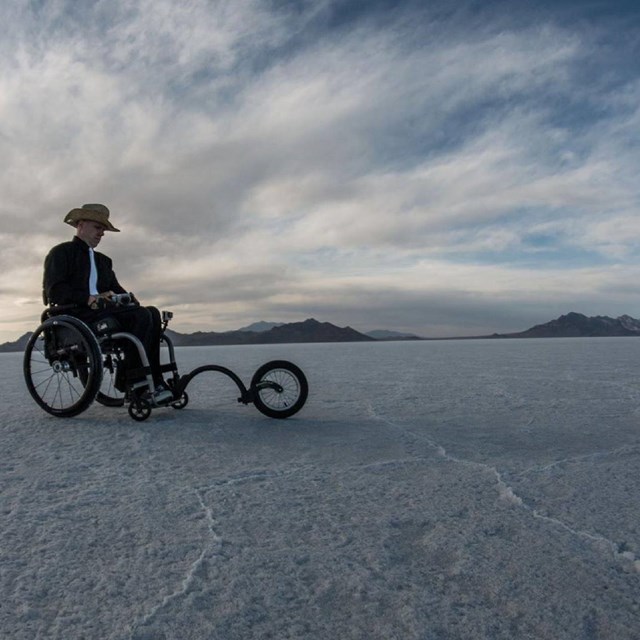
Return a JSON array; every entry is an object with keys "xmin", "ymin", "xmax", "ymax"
[{"xmin": 76, "ymin": 220, "xmax": 107, "ymax": 248}]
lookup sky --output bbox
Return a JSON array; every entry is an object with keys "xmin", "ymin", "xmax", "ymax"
[{"xmin": 1, "ymin": 0, "xmax": 639, "ymax": 341}]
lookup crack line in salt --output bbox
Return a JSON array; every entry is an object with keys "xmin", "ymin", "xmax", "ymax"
[
  {"xmin": 131, "ymin": 490, "xmax": 223, "ymax": 633},
  {"xmin": 517, "ymin": 444, "xmax": 640, "ymax": 477},
  {"xmin": 365, "ymin": 401, "xmax": 640, "ymax": 573}
]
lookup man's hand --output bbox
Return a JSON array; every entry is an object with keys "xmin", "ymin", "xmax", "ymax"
[{"xmin": 88, "ymin": 291, "xmax": 116, "ymax": 309}]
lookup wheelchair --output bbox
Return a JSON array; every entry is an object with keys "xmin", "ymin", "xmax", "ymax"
[{"xmin": 23, "ymin": 297, "xmax": 308, "ymax": 422}]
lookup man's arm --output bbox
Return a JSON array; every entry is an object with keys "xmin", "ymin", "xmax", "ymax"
[{"xmin": 43, "ymin": 245, "xmax": 87, "ymax": 306}]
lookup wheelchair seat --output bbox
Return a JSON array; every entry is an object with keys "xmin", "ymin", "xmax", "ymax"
[{"xmin": 91, "ymin": 315, "xmax": 122, "ymax": 336}]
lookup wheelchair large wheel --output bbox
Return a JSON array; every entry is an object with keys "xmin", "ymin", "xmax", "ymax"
[
  {"xmin": 250, "ymin": 360, "xmax": 308, "ymax": 419},
  {"xmin": 24, "ymin": 315, "xmax": 103, "ymax": 418}
]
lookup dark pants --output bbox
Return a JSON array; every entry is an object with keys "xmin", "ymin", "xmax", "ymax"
[{"xmin": 74, "ymin": 305, "xmax": 164, "ymax": 388}]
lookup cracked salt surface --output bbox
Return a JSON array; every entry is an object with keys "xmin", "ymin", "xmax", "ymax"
[{"xmin": 2, "ymin": 338, "xmax": 640, "ymax": 639}]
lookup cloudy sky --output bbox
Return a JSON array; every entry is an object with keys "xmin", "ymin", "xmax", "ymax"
[{"xmin": 1, "ymin": 0, "xmax": 639, "ymax": 341}]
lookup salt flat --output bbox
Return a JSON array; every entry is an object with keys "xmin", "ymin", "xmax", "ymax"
[{"xmin": 1, "ymin": 339, "xmax": 639, "ymax": 639}]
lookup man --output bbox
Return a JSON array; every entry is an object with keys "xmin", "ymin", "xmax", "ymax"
[{"xmin": 43, "ymin": 203, "xmax": 173, "ymax": 404}]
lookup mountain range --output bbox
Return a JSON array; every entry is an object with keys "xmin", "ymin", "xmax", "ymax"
[
  {"xmin": 164, "ymin": 318, "xmax": 374, "ymax": 347},
  {"xmin": 493, "ymin": 312, "xmax": 640, "ymax": 338},
  {"xmin": 3, "ymin": 312, "xmax": 640, "ymax": 352}
]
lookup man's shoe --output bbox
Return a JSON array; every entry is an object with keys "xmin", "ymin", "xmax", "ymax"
[{"xmin": 151, "ymin": 385, "xmax": 173, "ymax": 406}]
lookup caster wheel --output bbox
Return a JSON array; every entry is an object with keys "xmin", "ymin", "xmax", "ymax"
[{"xmin": 128, "ymin": 398, "xmax": 152, "ymax": 421}]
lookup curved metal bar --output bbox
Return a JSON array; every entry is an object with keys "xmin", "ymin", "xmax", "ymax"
[
  {"xmin": 161, "ymin": 332, "xmax": 176, "ymax": 363},
  {"xmin": 174, "ymin": 365, "xmax": 252, "ymax": 404},
  {"xmin": 254, "ymin": 380, "xmax": 284, "ymax": 393},
  {"xmin": 109, "ymin": 331, "xmax": 155, "ymax": 392}
]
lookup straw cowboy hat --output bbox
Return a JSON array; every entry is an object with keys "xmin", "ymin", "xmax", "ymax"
[{"xmin": 64, "ymin": 203, "xmax": 120, "ymax": 232}]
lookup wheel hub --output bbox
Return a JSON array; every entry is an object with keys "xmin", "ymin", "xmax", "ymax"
[{"xmin": 52, "ymin": 360, "xmax": 71, "ymax": 373}]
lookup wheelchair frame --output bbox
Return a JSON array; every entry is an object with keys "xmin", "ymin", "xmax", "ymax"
[{"xmin": 24, "ymin": 304, "xmax": 308, "ymax": 422}]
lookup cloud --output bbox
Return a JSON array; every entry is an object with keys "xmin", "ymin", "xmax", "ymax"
[{"xmin": 0, "ymin": 1, "xmax": 639, "ymax": 341}]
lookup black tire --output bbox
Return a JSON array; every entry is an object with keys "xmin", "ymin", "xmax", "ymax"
[
  {"xmin": 96, "ymin": 349, "xmax": 126, "ymax": 407},
  {"xmin": 128, "ymin": 398, "xmax": 152, "ymax": 421},
  {"xmin": 171, "ymin": 391, "xmax": 189, "ymax": 410},
  {"xmin": 24, "ymin": 315, "xmax": 103, "ymax": 418},
  {"xmin": 250, "ymin": 360, "xmax": 308, "ymax": 419}
]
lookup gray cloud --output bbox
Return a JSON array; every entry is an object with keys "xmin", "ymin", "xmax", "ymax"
[{"xmin": 0, "ymin": 1, "xmax": 639, "ymax": 341}]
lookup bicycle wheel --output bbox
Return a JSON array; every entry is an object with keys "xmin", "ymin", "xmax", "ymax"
[
  {"xmin": 24, "ymin": 315, "xmax": 103, "ymax": 418},
  {"xmin": 250, "ymin": 360, "xmax": 308, "ymax": 419}
]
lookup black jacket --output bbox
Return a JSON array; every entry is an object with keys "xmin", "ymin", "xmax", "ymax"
[{"xmin": 43, "ymin": 236, "xmax": 126, "ymax": 306}]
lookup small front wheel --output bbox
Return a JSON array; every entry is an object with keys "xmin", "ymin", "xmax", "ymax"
[
  {"xmin": 250, "ymin": 360, "xmax": 308, "ymax": 419},
  {"xmin": 128, "ymin": 399, "xmax": 152, "ymax": 421}
]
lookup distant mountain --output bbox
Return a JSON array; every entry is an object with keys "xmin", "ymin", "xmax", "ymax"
[
  {"xmin": 165, "ymin": 318, "xmax": 374, "ymax": 346},
  {"xmin": 237, "ymin": 321, "xmax": 285, "ymax": 333},
  {"xmin": 498, "ymin": 312, "xmax": 640, "ymax": 338},
  {"xmin": 164, "ymin": 328, "xmax": 256, "ymax": 347},
  {"xmin": 365, "ymin": 329, "xmax": 422, "ymax": 340},
  {"xmin": 0, "ymin": 332, "xmax": 31, "ymax": 353},
  {"xmin": 261, "ymin": 319, "xmax": 374, "ymax": 343}
]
